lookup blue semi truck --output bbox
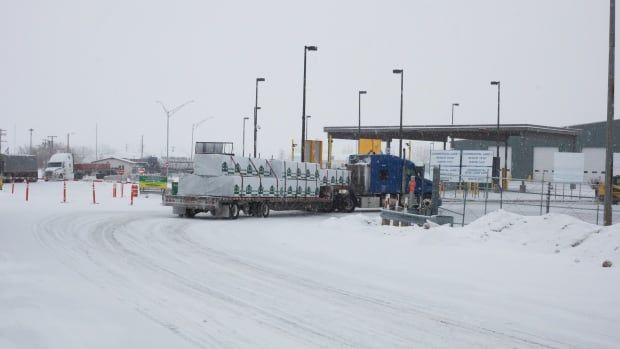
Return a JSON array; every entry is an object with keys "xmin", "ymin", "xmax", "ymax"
[{"xmin": 347, "ymin": 154, "xmax": 434, "ymax": 209}]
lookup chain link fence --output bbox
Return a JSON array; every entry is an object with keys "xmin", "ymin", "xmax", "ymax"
[{"xmin": 437, "ymin": 177, "xmax": 619, "ymax": 226}]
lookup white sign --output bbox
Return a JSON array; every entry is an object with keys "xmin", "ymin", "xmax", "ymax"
[
  {"xmin": 553, "ymin": 152, "xmax": 584, "ymax": 183},
  {"xmin": 431, "ymin": 166, "xmax": 461, "ymax": 183},
  {"xmin": 461, "ymin": 166, "xmax": 492, "ymax": 183},
  {"xmin": 462, "ymin": 150, "xmax": 493, "ymax": 167},
  {"xmin": 430, "ymin": 150, "xmax": 461, "ymax": 167}
]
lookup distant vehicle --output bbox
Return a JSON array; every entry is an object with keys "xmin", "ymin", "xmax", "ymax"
[
  {"xmin": 74, "ymin": 162, "xmax": 113, "ymax": 180},
  {"xmin": 596, "ymin": 175, "xmax": 620, "ymax": 204},
  {"xmin": 348, "ymin": 154, "xmax": 435, "ymax": 208},
  {"xmin": 0, "ymin": 155, "xmax": 38, "ymax": 182},
  {"xmin": 44, "ymin": 153, "xmax": 74, "ymax": 180}
]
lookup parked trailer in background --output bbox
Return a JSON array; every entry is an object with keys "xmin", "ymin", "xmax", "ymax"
[
  {"xmin": 0, "ymin": 155, "xmax": 38, "ymax": 182},
  {"xmin": 74, "ymin": 162, "xmax": 113, "ymax": 180},
  {"xmin": 163, "ymin": 142, "xmax": 357, "ymax": 218}
]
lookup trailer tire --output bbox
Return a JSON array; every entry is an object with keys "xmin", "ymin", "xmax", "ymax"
[
  {"xmin": 341, "ymin": 195, "xmax": 356, "ymax": 213},
  {"xmin": 260, "ymin": 203, "xmax": 270, "ymax": 218},
  {"xmin": 184, "ymin": 208, "xmax": 197, "ymax": 218},
  {"xmin": 229, "ymin": 203, "xmax": 240, "ymax": 219}
]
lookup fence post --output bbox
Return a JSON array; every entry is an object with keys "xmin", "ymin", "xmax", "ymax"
[
  {"xmin": 462, "ymin": 182, "xmax": 468, "ymax": 226},
  {"xmin": 596, "ymin": 197, "xmax": 600, "ymax": 225},
  {"xmin": 484, "ymin": 173, "xmax": 489, "ymax": 215},
  {"xmin": 540, "ymin": 172, "xmax": 545, "ymax": 215},
  {"xmin": 546, "ymin": 182, "xmax": 552, "ymax": 214}
]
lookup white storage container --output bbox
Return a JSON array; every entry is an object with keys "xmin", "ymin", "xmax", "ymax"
[
  {"xmin": 318, "ymin": 169, "xmax": 329, "ymax": 186},
  {"xmin": 268, "ymin": 159, "xmax": 286, "ymax": 179},
  {"xmin": 252, "ymin": 158, "xmax": 273, "ymax": 177},
  {"xmin": 305, "ymin": 162, "xmax": 319, "ymax": 180}
]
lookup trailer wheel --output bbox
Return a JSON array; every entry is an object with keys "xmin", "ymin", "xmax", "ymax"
[
  {"xmin": 184, "ymin": 208, "xmax": 197, "ymax": 218},
  {"xmin": 341, "ymin": 195, "xmax": 356, "ymax": 213},
  {"xmin": 229, "ymin": 203, "xmax": 240, "ymax": 219},
  {"xmin": 260, "ymin": 203, "xmax": 270, "ymax": 218}
]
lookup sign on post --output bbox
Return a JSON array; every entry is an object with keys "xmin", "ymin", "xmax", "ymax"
[
  {"xmin": 553, "ymin": 152, "xmax": 584, "ymax": 183},
  {"xmin": 461, "ymin": 151, "xmax": 493, "ymax": 183},
  {"xmin": 430, "ymin": 150, "xmax": 461, "ymax": 182}
]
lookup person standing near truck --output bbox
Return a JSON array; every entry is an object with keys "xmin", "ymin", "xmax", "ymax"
[{"xmin": 407, "ymin": 176, "xmax": 417, "ymax": 210}]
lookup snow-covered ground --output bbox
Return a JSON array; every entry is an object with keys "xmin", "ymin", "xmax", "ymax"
[{"xmin": 1, "ymin": 181, "xmax": 619, "ymax": 348}]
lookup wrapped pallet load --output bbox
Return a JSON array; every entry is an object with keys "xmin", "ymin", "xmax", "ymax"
[
  {"xmin": 232, "ymin": 156, "xmax": 255, "ymax": 176},
  {"xmin": 252, "ymin": 158, "xmax": 272, "ymax": 177},
  {"xmin": 261, "ymin": 176, "xmax": 280, "ymax": 197},
  {"xmin": 193, "ymin": 154, "xmax": 235, "ymax": 176},
  {"xmin": 178, "ymin": 174, "xmax": 244, "ymax": 197},
  {"xmin": 319, "ymin": 169, "xmax": 329, "ymax": 186},
  {"xmin": 305, "ymin": 162, "xmax": 319, "ymax": 181}
]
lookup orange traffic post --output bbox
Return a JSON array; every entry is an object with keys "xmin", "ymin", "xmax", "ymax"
[
  {"xmin": 113, "ymin": 182, "xmax": 117, "ymax": 198},
  {"xmin": 11, "ymin": 177, "xmax": 15, "ymax": 194},
  {"xmin": 25, "ymin": 180, "xmax": 29, "ymax": 202},
  {"xmin": 62, "ymin": 179, "xmax": 67, "ymax": 203},
  {"xmin": 120, "ymin": 182, "xmax": 124, "ymax": 198},
  {"xmin": 130, "ymin": 184, "xmax": 138, "ymax": 205}
]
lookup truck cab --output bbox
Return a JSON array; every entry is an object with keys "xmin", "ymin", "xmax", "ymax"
[
  {"xmin": 348, "ymin": 154, "xmax": 434, "ymax": 208},
  {"xmin": 44, "ymin": 153, "xmax": 74, "ymax": 180}
]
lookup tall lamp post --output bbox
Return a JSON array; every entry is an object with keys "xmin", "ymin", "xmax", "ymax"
[
  {"xmin": 242, "ymin": 116, "xmax": 250, "ymax": 157},
  {"xmin": 301, "ymin": 45, "xmax": 318, "ymax": 162},
  {"xmin": 254, "ymin": 77, "xmax": 265, "ymax": 158},
  {"xmin": 28, "ymin": 128, "xmax": 34, "ymax": 155},
  {"xmin": 451, "ymin": 103, "xmax": 460, "ymax": 149},
  {"xmin": 66, "ymin": 132, "xmax": 75, "ymax": 153},
  {"xmin": 358, "ymin": 90, "xmax": 367, "ymax": 154},
  {"xmin": 393, "ymin": 69, "xmax": 404, "ymax": 158},
  {"xmin": 157, "ymin": 100, "xmax": 195, "ymax": 173},
  {"xmin": 490, "ymin": 81, "xmax": 504, "ymax": 189},
  {"xmin": 604, "ymin": 0, "xmax": 615, "ymax": 226},
  {"xmin": 191, "ymin": 118, "xmax": 211, "ymax": 161}
]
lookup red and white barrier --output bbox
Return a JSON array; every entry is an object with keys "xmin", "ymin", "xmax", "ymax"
[
  {"xmin": 62, "ymin": 179, "xmax": 67, "ymax": 203},
  {"xmin": 130, "ymin": 184, "xmax": 138, "ymax": 205}
]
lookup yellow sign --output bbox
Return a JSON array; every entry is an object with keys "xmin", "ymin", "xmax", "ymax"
[{"xmin": 358, "ymin": 139, "xmax": 381, "ymax": 155}]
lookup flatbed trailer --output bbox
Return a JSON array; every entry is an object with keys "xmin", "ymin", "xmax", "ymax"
[{"xmin": 163, "ymin": 185, "xmax": 356, "ymax": 219}]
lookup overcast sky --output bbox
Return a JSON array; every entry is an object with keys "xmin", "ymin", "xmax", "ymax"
[{"xmin": 0, "ymin": 0, "xmax": 612, "ymax": 160}]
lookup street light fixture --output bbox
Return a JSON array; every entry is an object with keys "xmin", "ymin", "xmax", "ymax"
[
  {"xmin": 358, "ymin": 90, "xmax": 367, "ymax": 154},
  {"xmin": 191, "ymin": 117, "xmax": 212, "ymax": 161},
  {"xmin": 242, "ymin": 116, "xmax": 250, "ymax": 157},
  {"xmin": 254, "ymin": 77, "xmax": 266, "ymax": 158},
  {"xmin": 451, "ymin": 102, "xmax": 460, "ymax": 149},
  {"xmin": 301, "ymin": 45, "xmax": 318, "ymax": 162},
  {"xmin": 157, "ymin": 99, "xmax": 195, "ymax": 173}
]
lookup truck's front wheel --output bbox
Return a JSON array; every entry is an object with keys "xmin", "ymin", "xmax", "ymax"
[{"xmin": 341, "ymin": 196, "xmax": 356, "ymax": 213}]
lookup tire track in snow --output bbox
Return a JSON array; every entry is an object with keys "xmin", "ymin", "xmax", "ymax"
[{"xmin": 33, "ymin": 212, "xmax": 565, "ymax": 348}]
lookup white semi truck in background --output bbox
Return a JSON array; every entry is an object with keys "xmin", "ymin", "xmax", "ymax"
[{"xmin": 44, "ymin": 153, "xmax": 74, "ymax": 180}]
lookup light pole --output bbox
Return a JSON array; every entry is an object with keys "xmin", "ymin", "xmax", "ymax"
[
  {"xmin": 301, "ymin": 45, "xmax": 318, "ymax": 162},
  {"xmin": 604, "ymin": 0, "xmax": 615, "ymax": 226},
  {"xmin": 451, "ymin": 103, "xmax": 460, "ymax": 149},
  {"xmin": 28, "ymin": 128, "xmax": 34, "ymax": 155},
  {"xmin": 66, "ymin": 132, "xmax": 75, "ymax": 153},
  {"xmin": 490, "ymin": 81, "xmax": 504, "ymax": 189},
  {"xmin": 242, "ymin": 116, "xmax": 250, "ymax": 157},
  {"xmin": 157, "ymin": 100, "xmax": 195, "ymax": 173},
  {"xmin": 358, "ymin": 90, "xmax": 367, "ymax": 154},
  {"xmin": 393, "ymin": 69, "xmax": 404, "ymax": 158},
  {"xmin": 254, "ymin": 77, "xmax": 265, "ymax": 158},
  {"xmin": 191, "ymin": 117, "xmax": 211, "ymax": 161}
]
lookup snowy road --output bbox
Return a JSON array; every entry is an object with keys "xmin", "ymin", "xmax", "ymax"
[
  {"xmin": 32, "ymin": 211, "xmax": 556, "ymax": 348},
  {"xmin": 2, "ymin": 181, "xmax": 619, "ymax": 348}
]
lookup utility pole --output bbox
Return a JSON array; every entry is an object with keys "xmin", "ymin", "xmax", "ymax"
[
  {"xmin": 141, "ymin": 135, "xmax": 144, "ymax": 158},
  {"xmin": 48, "ymin": 136, "xmax": 57, "ymax": 155},
  {"xmin": 28, "ymin": 128, "xmax": 34, "ymax": 155},
  {"xmin": 254, "ymin": 77, "xmax": 265, "ymax": 158},
  {"xmin": 95, "ymin": 123, "xmax": 98, "ymax": 161},
  {"xmin": 604, "ymin": 0, "xmax": 616, "ymax": 226}
]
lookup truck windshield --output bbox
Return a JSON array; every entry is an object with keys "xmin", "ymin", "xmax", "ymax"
[{"xmin": 47, "ymin": 162, "xmax": 62, "ymax": 167}]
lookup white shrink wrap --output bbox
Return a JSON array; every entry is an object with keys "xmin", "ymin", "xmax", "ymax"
[
  {"xmin": 232, "ymin": 157, "xmax": 256, "ymax": 176},
  {"xmin": 318, "ymin": 169, "xmax": 329, "ymax": 186},
  {"xmin": 240, "ymin": 176, "xmax": 261, "ymax": 196},
  {"xmin": 305, "ymin": 180, "xmax": 318, "ymax": 197},
  {"xmin": 305, "ymin": 162, "xmax": 319, "ymax": 181},
  {"xmin": 282, "ymin": 178, "xmax": 297, "ymax": 197},
  {"xmin": 252, "ymin": 158, "xmax": 273, "ymax": 177},
  {"xmin": 260, "ymin": 177, "xmax": 280, "ymax": 197},
  {"xmin": 286, "ymin": 162, "xmax": 302, "ymax": 180},
  {"xmin": 193, "ymin": 154, "xmax": 235, "ymax": 176},
  {"xmin": 268, "ymin": 159, "xmax": 286, "ymax": 179},
  {"xmin": 178, "ymin": 174, "xmax": 244, "ymax": 197}
]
